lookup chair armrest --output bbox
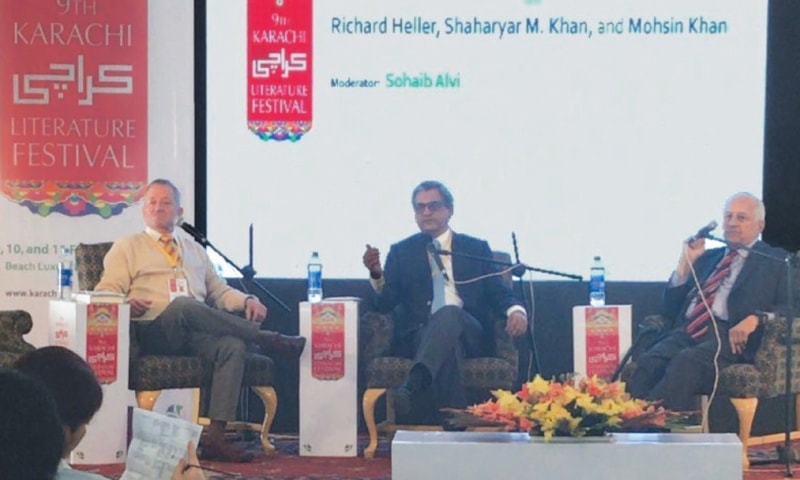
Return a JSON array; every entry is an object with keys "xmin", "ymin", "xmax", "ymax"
[
  {"xmin": 493, "ymin": 314, "xmax": 518, "ymax": 368},
  {"xmin": 0, "ymin": 310, "xmax": 36, "ymax": 355},
  {"xmin": 752, "ymin": 314, "xmax": 800, "ymax": 397},
  {"xmin": 359, "ymin": 311, "xmax": 394, "ymax": 365}
]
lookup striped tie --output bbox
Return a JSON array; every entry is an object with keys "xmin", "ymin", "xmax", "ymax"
[
  {"xmin": 684, "ymin": 250, "xmax": 737, "ymax": 338},
  {"xmin": 159, "ymin": 233, "xmax": 180, "ymax": 266}
]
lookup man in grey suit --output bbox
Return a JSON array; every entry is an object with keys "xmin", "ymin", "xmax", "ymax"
[
  {"xmin": 628, "ymin": 192, "xmax": 790, "ymax": 410},
  {"xmin": 363, "ymin": 180, "xmax": 528, "ymax": 422}
]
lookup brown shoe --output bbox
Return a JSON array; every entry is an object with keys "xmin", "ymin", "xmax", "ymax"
[
  {"xmin": 198, "ymin": 435, "xmax": 254, "ymax": 463},
  {"xmin": 255, "ymin": 331, "xmax": 307, "ymax": 357}
]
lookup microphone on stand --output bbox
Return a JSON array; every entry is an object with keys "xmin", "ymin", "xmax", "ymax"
[
  {"xmin": 511, "ymin": 232, "xmax": 527, "ymax": 278},
  {"xmin": 180, "ymin": 222, "xmax": 208, "ymax": 246},
  {"xmin": 686, "ymin": 220, "xmax": 718, "ymax": 244},
  {"xmin": 427, "ymin": 241, "xmax": 450, "ymax": 281}
]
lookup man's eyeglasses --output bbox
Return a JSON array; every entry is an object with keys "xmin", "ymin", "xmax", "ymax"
[{"xmin": 414, "ymin": 201, "xmax": 445, "ymax": 214}]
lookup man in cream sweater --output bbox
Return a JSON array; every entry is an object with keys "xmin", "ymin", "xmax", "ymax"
[{"xmin": 96, "ymin": 179, "xmax": 305, "ymax": 462}]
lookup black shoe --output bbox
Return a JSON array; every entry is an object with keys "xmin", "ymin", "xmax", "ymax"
[
  {"xmin": 388, "ymin": 386, "xmax": 413, "ymax": 415},
  {"xmin": 255, "ymin": 331, "xmax": 307, "ymax": 357}
]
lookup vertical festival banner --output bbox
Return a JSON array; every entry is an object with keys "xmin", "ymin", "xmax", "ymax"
[
  {"xmin": 310, "ymin": 302, "xmax": 345, "ymax": 380},
  {"xmin": 86, "ymin": 303, "xmax": 118, "ymax": 384},
  {"xmin": 0, "ymin": 0, "xmax": 148, "ymax": 218},
  {"xmin": 247, "ymin": 0, "xmax": 313, "ymax": 142},
  {"xmin": 584, "ymin": 307, "xmax": 620, "ymax": 379}
]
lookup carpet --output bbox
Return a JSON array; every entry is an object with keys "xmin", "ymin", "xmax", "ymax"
[{"xmin": 77, "ymin": 434, "xmax": 391, "ymax": 480}]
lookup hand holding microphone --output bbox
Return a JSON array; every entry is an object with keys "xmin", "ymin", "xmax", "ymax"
[{"xmin": 677, "ymin": 220, "xmax": 718, "ymax": 276}]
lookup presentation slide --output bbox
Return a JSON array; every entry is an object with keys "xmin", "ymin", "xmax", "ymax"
[{"xmin": 206, "ymin": 0, "xmax": 767, "ymax": 281}]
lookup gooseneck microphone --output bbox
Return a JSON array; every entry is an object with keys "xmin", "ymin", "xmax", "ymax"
[
  {"xmin": 427, "ymin": 241, "xmax": 450, "ymax": 281},
  {"xmin": 686, "ymin": 220, "xmax": 718, "ymax": 244},
  {"xmin": 180, "ymin": 222, "xmax": 208, "ymax": 246}
]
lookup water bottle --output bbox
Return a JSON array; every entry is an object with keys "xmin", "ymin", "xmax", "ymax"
[
  {"xmin": 589, "ymin": 255, "xmax": 606, "ymax": 307},
  {"xmin": 57, "ymin": 246, "xmax": 74, "ymax": 300},
  {"xmin": 307, "ymin": 251, "xmax": 322, "ymax": 303}
]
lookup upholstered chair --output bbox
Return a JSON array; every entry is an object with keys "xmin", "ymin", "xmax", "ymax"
[
  {"xmin": 74, "ymin": 242, "xmax": 279, "ymax": 454},
  {"xmin": 0, "ymin": 310, "xmax": 36, "ymax": 368},
  {"xmin": 359, "ymin": 251, "xmax": 521, "ymax": 458},
  {"xmin": 621, "ymin": 313, "xmax": 800, "ymax": 469}
]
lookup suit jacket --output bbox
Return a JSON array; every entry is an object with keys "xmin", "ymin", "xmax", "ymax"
[
  {"xmin": 663, "ymin": 240, "xmax": 789, "ymax": 355},
  {"xmin": 373, "ymin": 232, "xmax": 522, "ymax": 356}
]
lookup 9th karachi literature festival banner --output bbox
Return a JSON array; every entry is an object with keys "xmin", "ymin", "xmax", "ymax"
[{"xmin": 0, "ymin": 0, "xmax": 194, "ymax": 346}]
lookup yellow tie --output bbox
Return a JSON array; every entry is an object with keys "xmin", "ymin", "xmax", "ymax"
[{"xmin": 159, "ymin": 234, "xmax": 180, "ymax": 266}]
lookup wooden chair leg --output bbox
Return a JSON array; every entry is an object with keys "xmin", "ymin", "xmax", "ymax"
[
  {"xmin": 250, "ymin": 386, "xmax": 278, "ymax": 455},
  {"xmin": 730, "ymin": 397, "xmax": 758, "ymax": 470},
  {"xmin": 363, "ymin": 388, "xmax": 386, "ymax": 459},
  {"xmin": 136, "ymin": 390, "xmax": 162, "ymax": 411}
]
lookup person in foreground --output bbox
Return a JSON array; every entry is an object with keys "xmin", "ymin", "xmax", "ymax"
[
  {"xmin": 0, "ymin": 367, "xmax": 64, "ymax": 480},
  {"xmin": 362, "ymin": 180, "xmax": 528, "ymax": 423},
  {"xmin": 95, "ymin": 178, "xmax": 306, "ymax": 462},
  {"xmin": 627, "ymin": 192, "xmax": 789, "ymax": 411},
  {"xmin": 13, "ymin": 346, "xmax": 207, "ymax": 480}
]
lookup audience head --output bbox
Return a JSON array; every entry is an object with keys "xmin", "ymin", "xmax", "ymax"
[
  {"xmin": 723, "ymin": 192, "xmax": 765, "ymax": 246},
  {"xmin": 0, "ymin": 368, "xmax": 64, "ymax": 480},
  {"xmin": 14, "ymin": 346, "xmax": 104, "ymax": 457},
  {"xmin": 411, "ymin": 180, "xmax": 454, "ymax": 238},
  {"xmin": 143, "ymin": 178, "xmax": 184, "ymax": 233}
]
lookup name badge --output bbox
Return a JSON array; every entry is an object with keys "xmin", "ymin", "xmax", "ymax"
[{"xmin": 168, "ymin": 278, "xmax": 189, "ymax": 301}]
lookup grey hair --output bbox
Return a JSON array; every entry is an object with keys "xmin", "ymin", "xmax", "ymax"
[
  {"xmin": 411, "ymin": 180, "xmax": 454, "ymax": 210},
  {"xmin": 147, "ymin": 179, "xmax": 182, "ymax": 207},
  {"xmin": 725, "ymin": 192, "xmax": 765, "ymax": 221}
]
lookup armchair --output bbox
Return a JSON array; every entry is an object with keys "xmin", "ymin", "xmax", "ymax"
[
  {"xmin": 359, "ymin": 251, "xmax": 521, "ymax": 458},
  {"xmin": 0, "ymin": 310, "xmax": 36, "ymax": 368},
  {"xmin": 74, "ymin": 242, "xmax": 279, "ymax": 454},
  {"xmin": 621, "ymin": 314, "xmax": 800, "ymax": 468}
]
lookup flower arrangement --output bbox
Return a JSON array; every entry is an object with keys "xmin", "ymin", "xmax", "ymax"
[{"xmin": 465, "ymin": 375, "xmax": 669, "ymax": 441}]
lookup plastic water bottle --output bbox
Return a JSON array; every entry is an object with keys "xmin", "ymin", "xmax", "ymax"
[
  {"xmin": 57, "ymin": 246, "xmax": 74, "ymax": 300},
  {"xmin": 589, "ymin": 255, "xmax": 606, "ymax": 307},
  {"xmin": 307, "ymin": 251, "xmax": 322, "ymax": 303}
]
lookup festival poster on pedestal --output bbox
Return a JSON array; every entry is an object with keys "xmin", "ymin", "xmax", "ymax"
[
  {"xmin": 0, "ymin": 0, "xmax": 149, "ymax": 217},
  {"xmin": 86, "ymin": 303, "xmax": 118, "ymax": 384},
  {"xmin": 310, "ymin": 302, "xmax": 345, "ymax": 380},
  {"xmin": 247, "ymin": 0, "xmax": 313, "ymax": 141},
  {"xmin": 584, "ymin": 307, "xmax": 620, "ymax": 379}
]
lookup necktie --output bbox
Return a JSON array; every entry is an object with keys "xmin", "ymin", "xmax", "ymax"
[
  {"xmin": 684, "ymin": 250, "xmax": 737, "ymax": 338},
  {"xmin": 159, "ymin": 234, "xmax": 180, "ymax": 266},
  {"xmin": 429, "ymin": 239, "xmax": 446, "ymax": 314}
]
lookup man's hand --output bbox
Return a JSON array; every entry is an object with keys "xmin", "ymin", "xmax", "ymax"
[
  {"xmin": 128, "ymin": 297, "xmax": 152, "ymax": 318},
  {"xmin": 244, "ymin": 296, "xmax": 267, "ymax": 322},
  {"xmin": 363, "ymin": 244, "xmax": 383, "ymax": 279},
  {"xmin": 676, "ymin": 239, "xmax": 706, "ymax": 278},
  {"xmin": 505, "ymin": 311, "xmax": 528, "ymax": 337},
  {"xmin": 172, "ymin": 441, "xmax": 206, "ymax": 480},
  {"xmin": 729, "ymin": 314, "xmax": 759, "ymax": 355}
]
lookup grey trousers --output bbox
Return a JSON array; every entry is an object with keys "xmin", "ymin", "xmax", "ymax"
[
  {"xmin": 134, "ymin": 297, "xmax": 261, "ymax": 422},
  {"xmin": 413, "ymin": 305, "xmax": 484, "ymax": 409}
]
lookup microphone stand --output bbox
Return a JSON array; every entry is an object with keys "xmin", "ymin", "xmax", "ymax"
[
  {"xmin": 438, "ymin": 248, "xmax": 582, "ymax": 380},
  {"xmin": 183, "ymin": 224, "xmax": 292, "ymax": 313},
  {"xmin": 437, "ymin": 249, "xmax": 583, "ymax": 281},
  {"xmin": 706, "ymin": 233, "xmax": 798, "ymax": 475}
]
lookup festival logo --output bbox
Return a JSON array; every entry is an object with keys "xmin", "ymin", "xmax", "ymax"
[
  {"xmin": 0, "ymin": 0, "xmax": 148, "ymax": 217},
  {"xmin": 86, "ymin": 303, "xmax": 119, "ymax": 384},
  {"xmin": 310, "ymin": 302, "xmax": 345, "ymax": 380},
  {"xmin": 584, "ymin": 306, "xmax": 620, "ymax": 379},
  {"xmin": 247, "ymin": 0, "xmax": 313, "ymax": 142}
]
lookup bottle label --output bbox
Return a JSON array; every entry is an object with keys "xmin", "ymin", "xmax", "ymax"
[{"xmin": 60, "ymin": 268, "xmax": 73, "ymax": 287}]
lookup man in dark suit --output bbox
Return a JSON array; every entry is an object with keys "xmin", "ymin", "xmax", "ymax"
[
  {"xmin": 362, "ymin": 180, "xmax": 528, "ymax": 420},
  {"xmin": 627, "ymin": 192, "xmax": 789, "ymax": 410}
]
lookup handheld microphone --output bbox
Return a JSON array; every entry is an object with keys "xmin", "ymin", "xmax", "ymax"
[
  {"xmin": 180, "ymin": 222, "xmax": 208, "ymax": 246},
  {"xmin": 427, "ymin": 241, "xmax": 450, "ymax": 281},
  {"xmin": 686, "ymin": 220, "xmax": 718, "ymax": 244}
]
